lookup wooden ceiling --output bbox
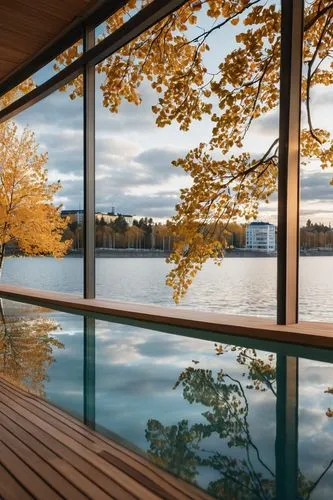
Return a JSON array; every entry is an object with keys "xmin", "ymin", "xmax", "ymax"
[{"xmin": 0, "ymin": 0, "xmax": 99, "ymax": 84}]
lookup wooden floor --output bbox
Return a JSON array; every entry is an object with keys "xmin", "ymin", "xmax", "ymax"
[{"xmin": 0, "ymin": 377, "xmax": 211, "ymax": 500}]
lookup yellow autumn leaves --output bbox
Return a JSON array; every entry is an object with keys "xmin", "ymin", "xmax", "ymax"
[
  {"xmin": 17, "ymin": 0, "xmax": 331, "ymax": 302},
  {"xmin": 0, "ymin": 121, "xmax": 71, "ymax": 266}
]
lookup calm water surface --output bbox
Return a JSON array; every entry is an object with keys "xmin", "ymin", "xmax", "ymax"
[
  {"xmin": 1, "ymin": 302, "xmax": 333, "ymax": 499},
  {"xmin": 1, "ymin": 255, "xmax": 333, "ymax": 320}
]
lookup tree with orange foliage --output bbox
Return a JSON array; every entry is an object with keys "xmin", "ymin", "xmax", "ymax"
[
  {"xmin": 54, "ymin": 0, "xmax": 332, "ymax": 301},
  {"xmin": 0, "ymin": 121, "xmax": 71, "ymax": 273}
]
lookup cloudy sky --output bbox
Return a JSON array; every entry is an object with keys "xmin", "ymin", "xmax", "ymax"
[{"xmin": 13, "ymin": 7, "xmax": 333, "ymax": 226}]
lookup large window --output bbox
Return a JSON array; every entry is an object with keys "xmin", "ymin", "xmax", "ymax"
[
  {"xmin": 299, "ymin": 0, "xmax": 333, "ymax": 322},
  {"xmin": 94, "ymin": 0, "xmax": 280, "ymax": 317},
  {"xmin": 1, "ymin": 79, "xmax": 84, "ymax": 294},
  {"xmin": 0, "ymin": 0, "xmax": 330, "ymax": 328},
  {"xmin": 0, "ymin": 3, "xmax": 332, "ymax": 497}
]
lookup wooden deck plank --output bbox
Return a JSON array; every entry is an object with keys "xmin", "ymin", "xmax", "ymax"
[
  {"xmin": 0, "ymin": 378, "xmax": 210, "ymax": 500},
  {"xmin": 0, "ymin": 424, "xmax": 88, "ymax": 500},
  {"xmin": 99, "ymin": 449, "xmax": 188, "ymax": 500},
  {"xmin": 0, "ymin": 402, "xmax": 133, "ymax": 500},
  {"xmin": 0, "ymin": 391, "xmax": 159, "ymax": 499},
  {"xmin": 0, "ymin": 464, "xmax": 33, "ymax": 500},
  {"xmin": 0, "ymin": 441, "xmax": 61, "ymax": 499},
  {"xmin": 0, "ymin": 413, "xmax": 92, "ymax": 499},
  {"xmin": 0, "ymin": 378, "xmax": 211, "ymax": 499},
  {"xmin": 0, "ymin": 382, "xmax": 98, "ymax": 448}
]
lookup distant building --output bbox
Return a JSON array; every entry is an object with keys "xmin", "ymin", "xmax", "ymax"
[
  {"xmin": 95, "ymin": 212, "xmax": 114, "ymax": 224},
  {"xmin": 246, "ymin": 222, "xmax": 275, "ymax": 252},
  {"xmin": 61, "ymin": 209, "xmax": 84, "ymax": 225},
  {"xmin": 96, "ymin": 212, "xmax": 134, "ymax": 226},
  {"xmin": 62, "ymin": 210, "xmax": 133, "ymax": 226}
]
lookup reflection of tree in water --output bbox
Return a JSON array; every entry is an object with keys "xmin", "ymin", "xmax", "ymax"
[
  {"xmin": 145, "ymin": 345, "xmax": 330, "ymax": 499},
  {"xmin": 0, "ymin": 303, "xmax": 63, "ymax": 396},
  {"xmin": 146, "ymin": 419, "xmax": 201, "ymax": 484}
]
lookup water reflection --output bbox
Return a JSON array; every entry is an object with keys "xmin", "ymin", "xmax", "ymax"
[
  {"xmin": 145, "ymin": 346, "xmax": 277, "ymax": 498},
  {"xmin": 298, "ymin": 359, "xmax": 333, "ymax": 499},
  {"xmin": 0, "ymin": 300, "xmax": 63, "ymax": 395},
  {"xmin": 1, "ymin": 305, "xmax": 333, "ymax": 498}
]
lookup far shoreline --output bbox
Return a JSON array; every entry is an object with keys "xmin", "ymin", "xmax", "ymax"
[
  {"xmin": 6, "ymin": 249, "xmax": 333, "ymax": 259},
  {"xmin": 62, "ymin": 249, "xmax": 333, "ymax": 258}
]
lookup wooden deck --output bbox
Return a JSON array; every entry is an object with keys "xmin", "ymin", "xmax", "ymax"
[{"xmin": 0, "ymin": 377, "xmax": 211, "ymax": 499}]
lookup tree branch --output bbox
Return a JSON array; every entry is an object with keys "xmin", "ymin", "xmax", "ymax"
[{"xmin": 304, "ymin": 2, "xmax": 333, "ymax": 31}]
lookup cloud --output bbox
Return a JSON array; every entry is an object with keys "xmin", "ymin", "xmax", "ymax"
[
  {"xmin": 301, "ymin": 171, "xmax": 333, "ymax": 201},
  {"xmin": 17, "ymin": 88, "xmax": 83, "ymax": 129},
  {"xmin": 96, "ymin": 143, "xmax": 188, "ymax": 188},
  {"xmin": 94, "ymin": 144, "xmax": 190, "ymax": 216},
  {"xmin": 13, "ymin": 71, "xmax": 333, "ymax": 222},
  {"xmin": 251, "ymin": 111, "xmax": 279, "ymax": 137},
  {"xmin": 133, "ymin": 148, "xmax": 185, "ymax": 180},
  {"xmin": 96, "ymin": 192, "xmax": 179, "ymax": 218},
  {"xmin": 95, "ymin": 79, "xmax": 158, "ymax": 133},
  {"xmin": 14, "ymin": 83, "xmax": 190, "ymax": 218},
  {"xmin": 53, "ymin": 178, "xmax": 84, "ymax": 209}
]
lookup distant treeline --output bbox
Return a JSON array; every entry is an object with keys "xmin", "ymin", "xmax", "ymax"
[
  {"xmin": 63, "ymin": 216, "xmax": 247, "ymax": 252},
  {"xmin": 62, "ymin": 216, "xmax": 333, "ymax": 252},
  {"xmin": 300, "ymin": 219, "xmax": 333, "ymax": 249}
]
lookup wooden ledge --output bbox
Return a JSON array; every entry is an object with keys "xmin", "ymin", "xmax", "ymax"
[{"xmin": 0, "ymin": 284, "xmax": 333, "ymax": 349}]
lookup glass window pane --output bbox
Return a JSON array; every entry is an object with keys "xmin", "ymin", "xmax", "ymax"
[
  {"xmin": 94, "ymin": 1, "xmax": 281, "ymax": 318},
  {"xmin": 299, "ymin": 1, "xmax": 333, "ymax": 322},
  {"xmin": 95, "ymin": 1, "xmax": 152, "ymax": 45},
  {"xmin": 1, "ymin": 78, "xmax": 83, "ymax": 294},
  {"xmin": 299, "ymin": 357, "xmax": 333, "ymax": 498},
  {"xmin": 0, "ymin": 41, "xmax": 83, "ymax": 110}
]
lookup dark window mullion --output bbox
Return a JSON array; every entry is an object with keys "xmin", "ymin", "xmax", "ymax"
[
  {"xmin": 277, "ymin": 0, "xmax": 304, "ymax": 325},
  {"xmin": 83, "ymin": 25, "xmax": 95, "ymax": 300}
]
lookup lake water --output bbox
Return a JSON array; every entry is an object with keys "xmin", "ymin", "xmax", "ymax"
[{"xmin": 1, "ymin": 255, "xmax": 333, "ymax": 321}]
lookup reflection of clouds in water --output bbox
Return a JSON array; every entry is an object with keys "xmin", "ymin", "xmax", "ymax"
[
  {"xmin": 299, "ymin": 359, "xmax": 333, "ymax": 499},
  {"xmin": 4, "ymin": 305, "xmax": 278, "ymax": 486},
  {"xmin": 33, "ymin": 311, "xmax": 333, "ymax": 497},
  {"xmin": 104, "ymin": 338, "xmax": 146, "ymax": 365},
  {"xmin": 43, "ymin": 313, "xmax": 277, "ymax": 491},
  {"xmin": 5, "ymin": 310, "xmax": 333, "ymax": 494}
]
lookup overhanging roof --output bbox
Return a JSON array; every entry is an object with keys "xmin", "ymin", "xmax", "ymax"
[
  {"xmin": 0, "ymin": 0, "xmax": 105, "ymax": 85},
  {"xmin": 0, "ymin": 0, "xmax": 188, "ymax": 123}
]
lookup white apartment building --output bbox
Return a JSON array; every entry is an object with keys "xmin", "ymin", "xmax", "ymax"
[{"xmin": 246, "ymin": 222, "xmax": 276, "ymax": 252}]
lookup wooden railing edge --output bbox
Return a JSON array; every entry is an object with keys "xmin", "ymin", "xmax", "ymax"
[{"xmin": 0, "ymin": 284, "xmax": 333, "ymax": 348}]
